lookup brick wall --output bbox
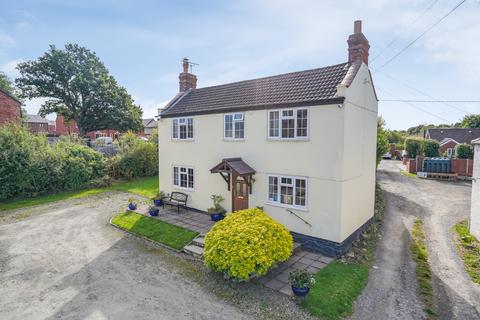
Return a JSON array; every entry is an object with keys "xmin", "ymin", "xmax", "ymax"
[
  {"xmin": 406, "ymin": 159, "xmax": 417, "ymax": 173},
  {"xmin": 55, "ymin": 115, "xmax": 79, "ymax": 135},
  {"xmin": 27, "ymin": 122, "xmax": 48, "ymax": 134},
  {"xmin": 0, "ymin": 90, "xmax": 21, "ymax": 125}
]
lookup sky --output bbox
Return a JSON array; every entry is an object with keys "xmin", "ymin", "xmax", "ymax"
[{"xmin": 1, "ymin": 0, "xmax": 479, "ymax": 130}]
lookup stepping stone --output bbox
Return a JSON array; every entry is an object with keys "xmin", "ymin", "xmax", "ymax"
[
  {"xmin": 183, "ymin": 244, "xmax": 204, "ymax": 258},
  {"xmin": 292, "ymin": 242, "xmax": 302, "ymax": 253}
]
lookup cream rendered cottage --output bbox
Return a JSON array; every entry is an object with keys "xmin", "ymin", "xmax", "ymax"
[{"xmin": 158, "ymin": 21, "xmax": 378, "ymax": 256}]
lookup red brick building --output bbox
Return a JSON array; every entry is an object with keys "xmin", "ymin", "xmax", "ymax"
[
  {"xmin": 55, "ymin": 115, "xmax": 79, "ymax": 135},
  {"xmin": 0, "ymin": 88, "xmax": 21, "ymax": 125},
  {"xmin": 26, "ymin": 114, "xmax": 49, "ymax": 134}
]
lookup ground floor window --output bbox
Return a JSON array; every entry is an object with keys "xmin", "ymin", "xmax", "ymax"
[
  {"xmin": 173, "ymin": 166, "xmax": 194, "ymax": 190},
  {"xmin": 267, "ymin": 174, "xmax": 307, "ymax": 209}
]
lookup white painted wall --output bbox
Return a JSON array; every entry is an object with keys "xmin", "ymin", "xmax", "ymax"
[
  {"xmin": 470, "ymin": 142, "xmax": 480, "ymax": 239},
  {"xmin": 158, "ymin": 63, "xmax": 378, "ymax": 243}
]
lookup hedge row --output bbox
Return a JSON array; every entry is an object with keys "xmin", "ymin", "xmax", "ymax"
[{"xmin": 0, "ymin": 125, "xmax": 158, "ymax": 200}]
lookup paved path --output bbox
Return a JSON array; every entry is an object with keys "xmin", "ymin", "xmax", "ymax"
[{"xmin": 350, "ymin": 160, "xmax": 480, "ymax": 320}]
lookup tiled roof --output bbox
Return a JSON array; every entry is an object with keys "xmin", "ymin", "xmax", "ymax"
[
  {"xmin": 27, "ymin": 114, "xmax": 48, "ymax": 123},
  {"xmin": 143, "ymin": 118, "xmax": 157, "ymax": 128},
  {"xmin": 161, "ymin": 62, "xmax": 352, "ymax": 118},
  {"xmin": 426, "ymin": 128, "xmax": 480, "ymax": 144}
]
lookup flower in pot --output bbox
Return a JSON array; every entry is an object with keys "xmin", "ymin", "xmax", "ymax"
[
  {"xmin": 148, "ymin": 205, "xmax": 160, "ymax": 216},
  {"xmin": 128, "ymin": 198, "xmax": 137, "ymax": 211},
  {"xmin": 289, "ymin": 269, "xmax": 316, "ymax": 298},
  {"xmin": 207, "ymin": 194, "xmax": 227, "ymax": 222},
  {"xmin": 152, "ymin": 191, "xmax": 166, "ymax": 206}
]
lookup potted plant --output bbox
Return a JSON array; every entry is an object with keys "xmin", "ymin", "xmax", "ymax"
[
  {"xmin": 128, "ymin": 198, "xmax": 137, "ymax": 211},
  {"xmin": 207, "ymin": 194, "xmax": 227, "ymax": 222},
  {"xmin": 289, "ymin": 269, "xmax": 316, "ymax": 298},
  {"xmin": 148, "ymin": 205, "xmax": 160, "ymax": 216},
  {"xmin": 153, "ymin": 191, "xmax": 167, "ymax": 206}
]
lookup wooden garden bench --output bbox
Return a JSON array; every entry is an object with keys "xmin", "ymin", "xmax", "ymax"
[{"xmin": 163, "ymin": 192, "xmax": 188, "ymax": 213}]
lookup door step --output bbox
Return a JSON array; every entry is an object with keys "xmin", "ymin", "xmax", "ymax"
[{"xmin": 191, "ymin": 236, "xmax": 205, "ymax": 248}]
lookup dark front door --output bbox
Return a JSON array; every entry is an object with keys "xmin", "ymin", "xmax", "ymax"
[{"xmin": 232, "ymin": 175, "xmax": 248, "ymax": 212}]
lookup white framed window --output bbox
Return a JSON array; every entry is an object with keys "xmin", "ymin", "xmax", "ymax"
[
  {"xmin": 224, "ymin": 113, "xmax": 244, "ymax": 139},
  {"xmin": 267, "ymin": 174, "xmax": 307, "ymax": 209},
  {"xmin": 173, "ymin": 166, "xmax": 194, "ymax": 190},
  {"xmin": 172, "ymin": 117, "xmax": 194, "ymax": 140},
  {"xmin": 268, "ymin": 107, "xmax": 309, "ymax": 139}
]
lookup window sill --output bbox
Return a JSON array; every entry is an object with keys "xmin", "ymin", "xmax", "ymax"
[
  {"xmin": 266, "ymin": 201, "xmax": 308, "ymax": 212},
  {"xmin": 171, "ymin": 139, "xmax": 195, "ymax": 142},
  {"xmin": 223, "ymin": 138, "xmax": 245, "ymax": 142},
  {"xmin": 267, "ymin": 137, "xmax": 309, "ymax": 142},
  {"xmin": 173, "ymin": 186, "xmax": 195, "ymax": 192}
]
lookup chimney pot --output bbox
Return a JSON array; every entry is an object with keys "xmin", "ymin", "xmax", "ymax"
[
  {"xmin": 182, "ymin": 58, "xmax": 189, "ymax": 73},
  {"xmin": 354, "ymin": 20, "xmax": 362, "ymax": 34}
]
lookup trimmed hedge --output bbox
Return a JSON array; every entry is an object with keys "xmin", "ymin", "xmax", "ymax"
[
  {"xmin": 423, "ymin": 140, "xmax": 440, "ymax": 157},
  {"xmin": 204, "ymin": 208, "xmax": 293, "ymax": 281},
  {"xmin": 0, "ymin": 124, "xmax": 106, "ymax": 200},
  {"xmin": 404, "ymin": 138, "xmax": 424, "ymax": 158},
  {"xmin": 455, "ymin": 143, "xmax": 474, "ymax": 159}
]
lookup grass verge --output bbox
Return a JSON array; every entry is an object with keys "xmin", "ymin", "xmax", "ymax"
[
  {"xmin": 411, "ymin": 219, "xmax": 436, "ymax": 319},
  {"xmin": 452, "ymin": 220, "xmax": 480, "ymax": 284},
  {"xmin": 401, "ymin": 171, "xmax": 417, "ymax": 178},
  {"xmin": 111, "ymin": 211, "xmax": 198, "ymax": 250},
  {"xmin": 302, "ymin": 184, "xmax": 386, "ymax": 320},
  {"xmin": 0, "ymin": 176, "xmax": 158, "ymax": 212}
]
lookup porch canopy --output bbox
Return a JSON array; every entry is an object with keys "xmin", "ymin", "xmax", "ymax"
[{"xmin": 210, "ymin": 158, "xmax": 255, "ymax": 192}]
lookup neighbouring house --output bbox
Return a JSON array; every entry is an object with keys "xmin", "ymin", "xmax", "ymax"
[
  {"xmin": 48, "ymin": 120, "xmax": 56, "ymax": 134},
  {"xmin": 425, "ymin": 128, "xmax": 480, "ymax": 156},
  {"xmin": 55, "ymin": 115, "xmax": 80, "ymax": 135},
  {"xmin": 27, "ymin": 114, "xmax": 49, "ymax": 134},
  {"xmin": 470, "ymin": 138, "xmax": 480, "ymax": 238},
  {"xmin": 157, "ymin": 20, "xmax": 378, "ymax": 257},
  {"xmin": 0, "ymin": 88, "xmax": 22, "ymax": 125},
  {"xmin": 141, "ymin": 118, "xmax": 157, "ymax": 138}
]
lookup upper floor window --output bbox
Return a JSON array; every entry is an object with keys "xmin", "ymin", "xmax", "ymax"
[
  {"xmin": 173, "ymin": 165, "xmax": 194, "ymax": 190},
  {"xmin": 268, "ymin": 174, "xmax": 307, "ymax": 209},
  {"xmin": 268, "ymin": 107, "xmax": 308, "ymax": 139},
  {"xmin": 224, "ymin": 113, "xmax": 244, "ymax": 139},
  {"xmin": 172, "ymin": 117, "xmax": 193, "ymax": 140}
]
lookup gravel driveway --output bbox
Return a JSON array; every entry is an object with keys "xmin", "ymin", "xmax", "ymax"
[
  {"xmin": 0, "ymin": 192, "xmax": 313, "ymax": 320},
  {"xmin": 350, "ymin": 160, "xmax": 480, "ymax": 320}
]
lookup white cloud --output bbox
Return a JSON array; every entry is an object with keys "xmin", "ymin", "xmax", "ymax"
[{"xmin": 1, "ymin": 59, "xmax": 23, "ymax": 78}]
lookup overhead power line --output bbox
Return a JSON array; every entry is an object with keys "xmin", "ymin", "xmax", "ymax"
[
  {"xmin": 377, "ymin": 87, "xmax": 451, "ymax": 122},
  {"xmin": 379, "ymin": 73, "xmax": 470, "ymax": 114},
  {"xmin": 371, "ymin": 0, "xmax": 439, "ymax": 63},
  {"xmin": 374, "ymin": 0, "xmax": 467, "ymax": 73}
]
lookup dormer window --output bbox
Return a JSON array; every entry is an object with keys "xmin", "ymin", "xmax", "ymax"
[
  {"xmin": 224, "ymin": 113, "xmax": 244, "ymax": 140},
  {"xmin": 268, "ymin": 107, "xmax": 308, "ymax": 139},
  {"xmin": 172, "ymin": 117, "xmax": 193, "ymax": 140}
]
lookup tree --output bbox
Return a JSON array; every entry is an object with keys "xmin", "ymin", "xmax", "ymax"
[
  {"xmin": 423, "ymin": 140, "xmax": 440, "ymax": 157},
  {"xmin": 458, "ymin": 114, "xmax": 480, "ymax": 129},
  {"xmin": 0, "ymin": 72, "xmax": 16, "ymax": 96},
  {"xmin": 376, "ymin": 117, "xmax": 389, "ymax": 166},
  {"xmin": 16, "ymin": 44, "xmax": 143, "ymax": 136}
]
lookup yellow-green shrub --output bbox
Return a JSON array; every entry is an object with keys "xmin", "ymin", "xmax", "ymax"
[{"xmin": 204, "ymin": 208, "xmax": 293, "ymax": 281}]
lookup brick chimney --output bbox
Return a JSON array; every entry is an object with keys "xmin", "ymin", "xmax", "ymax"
[
  {"xmin": 347, "ymin": 20, "xmax": 370, "ymax": 65},
  {"xmin": 179, "ymin": 58, "xmax": 197, "ymax": 92}
]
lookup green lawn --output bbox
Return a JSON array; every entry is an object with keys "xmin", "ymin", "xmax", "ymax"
[
  {"xmin": 301, "ymin": 184, "xmax": 386, "ymax": 320},
  {"xmin": 302, "ymin": 261, "xmax": 368, "ymax": 320},
  {"xmin": 453, "ymin": 220, "xmax": 480, "ymax": 284},
  {"xmin": 111, "ymin": 211, "xmax": 198, "ymax": 250},
  {"xmin": 0, "ymin": 176, "xmax": 158, "ymax": 212}
]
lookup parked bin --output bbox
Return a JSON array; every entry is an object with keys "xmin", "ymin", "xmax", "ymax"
[{"xmin": 423, "ymin": 158, "xmax": 451, "ymax": 173}]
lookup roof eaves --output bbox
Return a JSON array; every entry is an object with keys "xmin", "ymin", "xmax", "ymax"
[
  {"xmin": 160, "ymin": 97, "xmax": 345, "ymax": 118},
  {"xmin": 159, "ymin": 90, "xmax": 191, "ymax": 118}
]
